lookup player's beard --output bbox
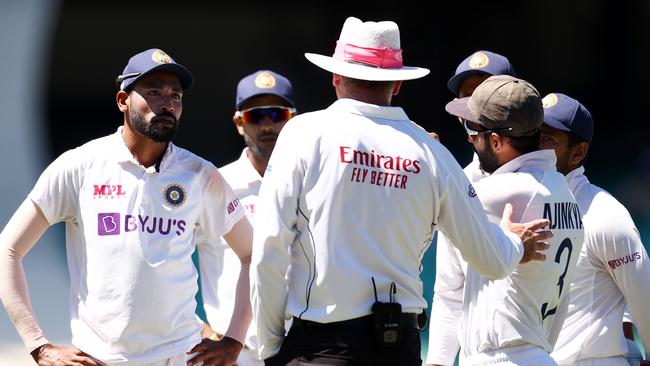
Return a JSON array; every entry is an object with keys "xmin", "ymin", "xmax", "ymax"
[
  {"xmin": 474, "ymin": 140, "xmax": 500, "ymax": 174},
  {"xmin": 129, "ymin": 108, "xmax": 178, "ymax": 143},
  {"xmin": 245, "ymin": 132, "xmax": 277, "ymax": 159}
]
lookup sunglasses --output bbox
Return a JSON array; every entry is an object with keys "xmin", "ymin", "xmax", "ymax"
[
  {"xmin": 461, "ymin": 118, "xmax": 513, "ymax": 137},
  {"xmin": 236, "ymin": 105, "xmax": 296, "ymax": 125}
]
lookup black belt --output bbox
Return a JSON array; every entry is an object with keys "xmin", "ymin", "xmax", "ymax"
[{"xmin": 292, "ymin": 313, "xmax": 421, "ymax": 330}]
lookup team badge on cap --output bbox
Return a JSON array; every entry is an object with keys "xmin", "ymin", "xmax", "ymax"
[
  {"xmin": 164, "ymin": 184, "xmax": 186, "ymax": 207},
  {"xmin": 469, "ymin": 52, "xmax": 490, "ymax": 69},
  {"xmin": 542, "ymin": 93, "xmax": 559, "ymax": 109},
  {"xmin": 255, "ymin": 72, "xmax": 276, "ymax": 89},
  {"xmin": 151, "ymin": 49, "xmax": 172, "ymax": 64}
]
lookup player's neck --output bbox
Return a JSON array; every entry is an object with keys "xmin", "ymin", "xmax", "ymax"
[
  {"xmin": 246, "ymin": 148, "xmax": 269, "ymax": 177},
  {"xmin": 121, "ymin": 124, "xmax": 168, "ymax": 168}
]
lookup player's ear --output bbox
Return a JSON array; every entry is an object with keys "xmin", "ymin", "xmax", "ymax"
[
  {"xmin": 490, "ymin": 132, "xmax": 503, "ymax": 150},
  {"xmin": 233, "ymin": 113, "xmax": 245, "ymax": 136},
  {"xmin": 116, "ymin": 90, "xmax": 129, "ymax": 112},
  {"xmin": 570, "ymin": 141, "xmax": 589, "ymax": 166}
]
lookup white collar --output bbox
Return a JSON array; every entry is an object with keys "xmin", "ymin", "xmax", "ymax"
[
  {"xmin": 492, "ymin": 149, "xmax": 557, "ymax": 175},
  {"xmin": 111, "ymin": 126, "xmax": 174, "ymax": 172},
  {"xmin": 328, "ymin": 98, "xmax": 409, "ymax": 121}
]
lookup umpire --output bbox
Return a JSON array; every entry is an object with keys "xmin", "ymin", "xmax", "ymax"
[{"xmin": 250, "ymin": 16, "xmax": 553, "ymax": 366}]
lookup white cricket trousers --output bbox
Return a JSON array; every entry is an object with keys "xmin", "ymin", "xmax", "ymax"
[
  {"xmin": 567, "ymin": 356, "xmax": 630, "ymax": 366},
  {"xmin": 104, "ymin": 353, "xmax": 202, "ymax": 366},
  {"xmin": 236, "ymin": 348, "xmax": 264, "ymax": 366},
  {"xmin": 460, "ymin": 344, "xmax": 557, "ymax": 366}
]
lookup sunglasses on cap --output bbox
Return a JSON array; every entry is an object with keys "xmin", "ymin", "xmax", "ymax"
[
  {"xmin": 235, "ymin": 105, "xmax": 296, "ymax": 125},
  {"xmin": 460, "ymin": 118, "xmax": 513, "ymax": 137}
]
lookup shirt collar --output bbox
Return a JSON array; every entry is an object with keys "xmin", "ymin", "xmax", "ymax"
[
  {"xmin": 492, "ymin": 149, "xmax": 557, "ymax": 175},
  {"xmin": 238, "ymin": 147, "xmax": 264, "ymax": 181},
  {"xmin": 328, "ymin": 98, "xmax": 410, "ymax": 121},
  {"xmin": 565, "ymin": 165, "xmax": 587, "ymax": 192},
  {"xmin": 111, "ymin": 126, "xmax": 175, "ymax": 172}
]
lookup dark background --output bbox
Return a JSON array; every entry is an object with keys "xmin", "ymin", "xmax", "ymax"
[{"xmin": 47, "ymin": 0, "xmax": 650, "ymax": 238}]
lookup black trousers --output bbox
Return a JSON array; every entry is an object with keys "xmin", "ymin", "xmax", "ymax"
[{"xmin": 265, "ymin": 316, "xmax": 422, "ymax": 366}]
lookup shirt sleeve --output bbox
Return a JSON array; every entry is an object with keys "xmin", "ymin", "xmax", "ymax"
[
  {"xmin": 27, "ymin": 149, "xmax": 83, "ymax": 224},
  {"xmin": 250, "ymin": 122, "xmax": 305, "ymax": 360},
  {"xmin": 433, "ymin": 150, "xmax": 523, "ymax": 280},
  {"xmin": 195, "ymin": 164, "xmax": 246, "ymax": 246},
  {"xmin": 592, "ymin": 212, "xmax": 650, "ymax": 352},
  {"xmin": 426, "ymin": 234, "xmax": 463, "ymax": 366}
]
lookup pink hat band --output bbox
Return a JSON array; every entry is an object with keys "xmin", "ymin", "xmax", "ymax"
[{"xmin": 332, "ymin": 40, "xmax": 403, "ymax": 69}]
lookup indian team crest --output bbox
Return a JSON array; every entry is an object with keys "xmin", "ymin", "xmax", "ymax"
[
  {"xmin": 469, "ymin": 52, "xmax": 490, "ymax": 69},
  {"xmin": 164, "ymin": 184, "xmax": 186, "ymax": 207},
  {"xmin": 151, "ymin": 49, "xmax": 172, "ymax": 64},
  {"xmin": 542, "ymin": 93, "xmax": 559, "ymax": 109},
  {"xmin": 255, "ymin": 72, "xmax": 276, "ymax": 89}
]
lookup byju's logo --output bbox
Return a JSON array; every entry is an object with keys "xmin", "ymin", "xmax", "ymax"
[
  {"xmin": 93, "ymin": 184, "xmax": 126, "ymax": 199},
  {"xmin": 98, "ymin": 213, "xmax": 121, "ymax": 236}
]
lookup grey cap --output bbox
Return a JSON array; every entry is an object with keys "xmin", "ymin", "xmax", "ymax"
[{"xmin": 445, "ymin": 75, "xmax": 543, "ymax": 137}]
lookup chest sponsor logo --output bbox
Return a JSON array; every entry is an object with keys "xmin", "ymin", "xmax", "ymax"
[
  {"xmin": 227, "ymin": 198, "xmax": 240, "ymax": 214},
  {"xmin": 608, "ymin": 252, "xmax": 642, "ymax": 270},
  {"xmin": 97, "ymin": 212, "xmax": 186, "ymax": 237},
  {"xmin": 98, "ymin": 213, "xmax": 121, "ymax": 235},
  {"xmin": 340, "ymin": 146, "xmax": 421, "ymax": 190},
  {"xmin": 93, "ymin": 184, "xmax": 126, "ymax": 199}
]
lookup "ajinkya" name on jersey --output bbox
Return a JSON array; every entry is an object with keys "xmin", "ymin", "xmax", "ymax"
[
  {"xmin": 339, "ymin": 146, "xmax": 421, "ymax": 190},
  {"xmin": 543, "ymin": 202, "xmax": 583, "ymax": 229}
]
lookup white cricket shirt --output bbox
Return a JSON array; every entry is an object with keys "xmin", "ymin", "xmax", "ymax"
[
  {"xmin": 28, "ymin": 127, "xmax": 245, "ymax": 364},
  {"xmin": 426, "ymin": 159, "xmax": 486, "ymax": 365},
  {"xmin": 551, "ymin": 166, "xmax": 650, "ymax": 365},
  {"xmin": 430, "ymin": 150, "xmax": 584, "ymax": 362},
  {"xmin": 251, "ymin": 98, "xmax": 526, "ymax": 359},
  {"xmin": 199, "ymin": 148, "xmax": 260, "ymax": 350}
]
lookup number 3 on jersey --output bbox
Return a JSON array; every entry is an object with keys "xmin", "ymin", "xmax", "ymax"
[{"xmin": 541, "ymin": 238, "xmax": 573, "ymax": 321}]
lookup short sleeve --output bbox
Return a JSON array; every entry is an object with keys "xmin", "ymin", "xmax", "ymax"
[
  {"xmin": 27, "ymin": 149, "xmax": 83, "ymax": 224},
  {"xmin": 195, "ymin": 165, "xmax": 246, "ymax": 245}
]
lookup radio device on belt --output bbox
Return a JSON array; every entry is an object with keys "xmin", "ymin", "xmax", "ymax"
[{"xmin": 371, "ymin": 277, "xmax": 402, "ymax": 347}]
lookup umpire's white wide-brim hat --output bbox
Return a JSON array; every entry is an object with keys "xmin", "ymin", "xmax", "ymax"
[{"xmin": 305, "ymin": 17, "xmax": 430, "ymax": 81}]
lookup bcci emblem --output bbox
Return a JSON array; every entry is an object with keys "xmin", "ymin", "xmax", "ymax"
[
  {"xmin": 255, "ymin": 72, "xmax": 276, "ymax": 89},
  {"xmin": 151, "ymin": 49, "xmax": 172, "ymax": 64},
  {"xmin": 164, "ymin": 184, "xmax": 186, "ymax": 207},
  {"xmin": 469, "ymin": 52, "xmax": 490, "ymax": 69},
  {"xmin": 542, "ymin": 93, "xmax": 559, "ymax": 109}
]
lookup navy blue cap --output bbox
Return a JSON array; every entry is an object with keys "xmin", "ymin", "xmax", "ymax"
[
  {"xmin": 236, "ymin": 70, "xmax": 294, "ymax": 109},
  {"xmin": 447, "ymin": 50, "xmax": 516, "ymax": 96},
  {"xmin": 542, "ymin": 93, "xmax": 593, "ymax": 144},
  {"xmin": 117, "ymin": 48, "xmax": 193, "ymax": 91}
]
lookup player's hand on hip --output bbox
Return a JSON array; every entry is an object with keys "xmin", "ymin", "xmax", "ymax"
[
  {"xmin": 499, "ymin": 203, "xmax": 553, "ymax": 264},
  {"xmin": 32, "ymin": 343, "xmax": 101, "ymax": 366},
  {"xmin": 428, "ymin": 131, "xmax": 440, "ymax": 141},
  {"xmin": 187, "ymin": 336, "xmax": 243, "ymax": 366}
]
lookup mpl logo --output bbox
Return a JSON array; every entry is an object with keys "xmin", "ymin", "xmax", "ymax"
[
  {"xmin": 93, "ymin": 184, "xmax": 126, "ymax": 199},
  {"xmin": 98, "ymin": 213, "xmax": 121, "ymax": 236}
]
